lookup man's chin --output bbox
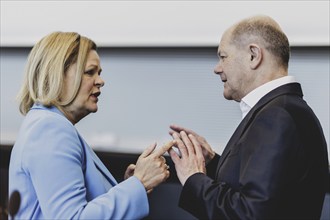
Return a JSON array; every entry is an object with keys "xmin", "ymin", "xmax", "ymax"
[{"xmin": 223, "ymin": 93, "xmax": 233, "ymax": 101}]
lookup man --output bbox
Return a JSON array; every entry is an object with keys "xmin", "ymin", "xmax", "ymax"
[{"xmin": 168, "ymin": 15, "xmax": 329, "ymax": 219}]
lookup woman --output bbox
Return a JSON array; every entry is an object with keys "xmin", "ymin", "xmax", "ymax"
[{"xmin": 8, "ymin": 32, "xmax": 172, "ymax": 219}]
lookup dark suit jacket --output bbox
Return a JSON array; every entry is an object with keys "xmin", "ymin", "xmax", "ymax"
[{"xmin": 179, "ymin": 83, "xmax": 329, "ymax": 220}]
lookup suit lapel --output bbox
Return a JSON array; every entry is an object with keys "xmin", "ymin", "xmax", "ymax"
[
  {"xmin": 216, "ymin": 114, "xmax": 250, "ymax": 169},
  {"xmin": 215, "ymin": 83, "xmax": 303, "ymax": 178}
]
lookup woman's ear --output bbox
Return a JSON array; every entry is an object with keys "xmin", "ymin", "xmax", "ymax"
[{"xmin": 249, "ymin": 44, "xmax": 262, "ymax": 69}]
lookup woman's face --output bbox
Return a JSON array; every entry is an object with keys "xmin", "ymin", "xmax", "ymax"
[{"xmin": 61, "ymin": 50, "xmax": 105, "ymax": 124}]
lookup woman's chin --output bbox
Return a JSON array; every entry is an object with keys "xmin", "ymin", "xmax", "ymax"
[
  {"xmin": 87, "ymin": 105, "xmax": 98, "ymax": 113},
  {"xmin": 91, "ymin": 107, "xmax": 98, "ymax": 113}
]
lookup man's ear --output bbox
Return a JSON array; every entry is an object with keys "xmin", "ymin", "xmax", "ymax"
[{"xmin": 249, "ymin": 44, "xmax": 262, "ymax": 69}]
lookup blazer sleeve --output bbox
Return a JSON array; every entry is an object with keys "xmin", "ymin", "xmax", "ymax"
[
  {"xmin": 206, "ymin": 153, "xmax": 220, "ymax": 179},
  {"xmin": 179, "ymin": 107, "xmax": 304, "ymax": 220},
  {"xmin": 22, "ymin": 114, "xmax": 148, "ymax": 219}
]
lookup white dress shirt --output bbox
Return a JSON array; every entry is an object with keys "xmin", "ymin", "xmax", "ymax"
[{"xmin": 240, "ymin": 76, "xmax": 297, "ymax": 119}]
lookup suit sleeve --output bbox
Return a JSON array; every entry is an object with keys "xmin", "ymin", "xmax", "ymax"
[
  {"xmin": 206, "ymin": 153, "xmax": 220, "ymax": 179},
  {"xmin": 179, "ymin": 107, "xmax": 301, "ymax": 219},
  {"xmin": 23, "ymin": 115, "xmax": 148, "ymax": 219}
]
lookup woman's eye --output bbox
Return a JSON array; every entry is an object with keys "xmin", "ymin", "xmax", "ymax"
[{"xmin": 84, "ymin": 70, "xmax": 94, "ymax": 75}]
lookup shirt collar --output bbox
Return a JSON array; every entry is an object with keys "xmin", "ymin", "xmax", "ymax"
[{"xmin": 240, "ymin": 76, "xmax": 297, "ymax": 119}]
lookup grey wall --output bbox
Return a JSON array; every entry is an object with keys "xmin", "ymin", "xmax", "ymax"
[{"xmin": 0, "ymin": 47, "xmax": 329, "ymax": 158}]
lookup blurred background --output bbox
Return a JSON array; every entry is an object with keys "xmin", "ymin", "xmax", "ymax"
[
  {"xmin": 1, "ymin": 1, "xmax": 329, "ymax": 219},
  {"xmin": 1, "ymin": 0, "xmax": 329, "ymax": 156}
]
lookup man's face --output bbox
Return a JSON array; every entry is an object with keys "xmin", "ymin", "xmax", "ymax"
[{"xmin": 214, "ymin": 31, "xmax": 250, "ymax": 102}]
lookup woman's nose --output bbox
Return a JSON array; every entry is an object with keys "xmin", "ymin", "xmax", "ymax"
[{"xmin": 96, "ymin": 76, "xmax": 105, "ymax": 88}]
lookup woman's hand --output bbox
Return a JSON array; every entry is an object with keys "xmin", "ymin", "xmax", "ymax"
[
  {"xmin": 124, "ymin": 164, "xmax": 136, "ymax": 180},
  {"xmin": 134, "ymin": 141, "xmax": 174, "ymax": 192}
]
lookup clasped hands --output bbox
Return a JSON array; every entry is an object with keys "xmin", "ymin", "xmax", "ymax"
[{"xmin": 124, "ymin": 124, "xmax": 215, "ymax": 192}]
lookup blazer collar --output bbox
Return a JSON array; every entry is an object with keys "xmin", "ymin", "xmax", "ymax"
[
  {"xmin": 31, "ymin": 103, "xmax": 118, "ymax": 185},
  {"xmin": 243, "ymin": 82, "xmax": 303, "ymax": 130},
  {"xmin": 31, "ymin": 103, "xmax": 66, "ymax": 118},
  {"xmin": 217, "ymin": 83, "xmax": 303, "ymax": 169}
]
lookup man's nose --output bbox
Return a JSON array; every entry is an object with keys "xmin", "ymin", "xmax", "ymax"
[{"xmin": 214, "ymin": 62, "xmax": 222, "ymax": 75}]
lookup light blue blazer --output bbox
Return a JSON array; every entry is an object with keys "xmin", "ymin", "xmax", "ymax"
[{"xmin": 9, "ymin": 104, "xmax": 149, "ymax": 219}]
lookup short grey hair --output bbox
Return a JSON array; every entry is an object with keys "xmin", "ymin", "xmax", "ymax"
[{"xmin": 231, "ymin": 15, "xmax": 290, "ymax": 70}]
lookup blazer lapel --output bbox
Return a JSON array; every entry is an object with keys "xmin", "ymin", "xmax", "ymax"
[
  {"xmin": 215, "ymin": 83, "xmax": 303, "ymax": 177},
  {"xmin": 216, "ymin": 114, "xmax": 250, "ymax": 169},
  {"xmin": 34, "ymin": 104, "xmax": 119, "ymax": 186},
  {"xmin": 78, "ymin": 134, "xmax": 118, "ymax": 186},
  {"xmin": 87, "ymin": 146, "xmax": 118, "ymax": 185}
]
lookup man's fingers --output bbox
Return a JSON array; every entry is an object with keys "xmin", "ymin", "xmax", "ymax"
[
  {"xmin": 169, "ymin": 130, "xmax": 180, "ymax": 137},
  {"xmin": 170, "ymin": 124, "xmax": 188, "ymax": 133},
  {"xmin": 153, "ymin": 140, "xmax": 175, "ymax": 157},
  {"xmin": 189, "ymin": 134, "xmax": 203, "ymax": 158},
  {"xmin": 170, "ymin": 124, "xmax": 198, "ymax": 137},
  {"xmin": 172, "ymin": 132, "xmax": 188, "ymax": 158},
  {"xmin": 140, "ymin": 142, "xmax": 157, "ymax": 158},
  {"xmin": 169, "ymin": 124, "xmax": 183, "ymax": 133},
  {"xmin": 168, "ymin": 148, "xmax": 180, "ymax": 164},
  {"xmin": 169, "ymin": 145, "xmax": 182, "ymax": 157},
  {"xmin": 180, "ymin": 131, "xmax": 195, "ymax": 155}
]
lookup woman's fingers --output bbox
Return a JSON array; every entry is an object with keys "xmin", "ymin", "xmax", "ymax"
[
  {"xmin": 153, "ymin": 141, "xmax": 174, "ymax": 157},
  {"xmin": 140, "ymin": 142, "xmax": 157, "ymax": 158}
]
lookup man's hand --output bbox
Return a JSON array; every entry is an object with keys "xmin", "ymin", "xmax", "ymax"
[
  {"xmin": 170, "ymin": 124, "xmax": 215, "ymax": 164},
  {"xmin": 169, "ymin": 131, "xmax": 206, "ymax": 185}
]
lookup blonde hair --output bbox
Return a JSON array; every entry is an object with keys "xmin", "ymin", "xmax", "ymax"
[{"xmin": 17, "ymin": 32, "xmax": 97, "ymax": 115}]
